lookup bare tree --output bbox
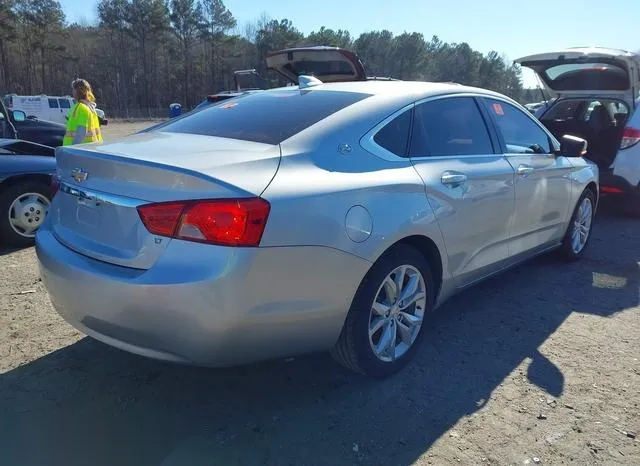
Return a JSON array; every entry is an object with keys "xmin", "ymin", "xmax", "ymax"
[{"xmin": 0, "ymin": 2, "xmax": 525, "ymax": 116}]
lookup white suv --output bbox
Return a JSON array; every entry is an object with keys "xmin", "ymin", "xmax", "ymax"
[{"xmin": 516, "ymin": 47, "xmax": 640, "ymax": 212}]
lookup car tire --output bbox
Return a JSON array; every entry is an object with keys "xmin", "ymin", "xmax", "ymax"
[
  {"xmin": 0, "ymin": 181, "xmax": 51, "ymax": 248},
  {"xmin": 331, "ymin": 244, "xmax": 436, "ymax": 378},
  {"xmin": 558, "ymin": 188, "xmax": 596, "ymax": 262}
]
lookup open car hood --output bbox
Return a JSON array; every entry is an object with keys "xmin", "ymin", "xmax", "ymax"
[
  {"xmin": 266, "ymin": 46, "xmax": 367, "ymax": 84},
  {"xmin": 515, "ymin": 47, "xmax": 640, "ymax": 105}
]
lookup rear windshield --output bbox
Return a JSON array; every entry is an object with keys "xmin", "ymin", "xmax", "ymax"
[
  {"xmin": 544, "ymin": 63, "xmax": 629, "ymax": 91},
  {"xmin": 157, "ymin": 89, "xmax": 370, "ymax": 145}
]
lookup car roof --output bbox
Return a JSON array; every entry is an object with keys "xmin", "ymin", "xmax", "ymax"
[
  {"xmin": 267, "ymin": 79, "xmax": 511, "ymax": 103},
  {"xmin": 248, "ymin": 80, "xmax": 519, "ymax": 146}
]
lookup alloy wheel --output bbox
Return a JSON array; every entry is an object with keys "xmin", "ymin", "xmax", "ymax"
[
  {"xmin": 571, "ymin": 197, "xmax": 593, "ymax": 254},
  {"xmin": 368, "ymin": 265, "xmax": 427, "ymax": 362}
]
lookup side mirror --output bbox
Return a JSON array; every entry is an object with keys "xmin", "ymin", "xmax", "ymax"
[
  {"xmin": 12, "ymin": 110, "xmax": 26, "ymax": 122},
  {"xmin": 560, "ymin": 135, "xmax": 588, "ymax": 158}
]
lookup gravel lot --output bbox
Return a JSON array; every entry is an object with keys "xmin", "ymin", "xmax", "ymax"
[{"xmin": 0, "ymin": 122, "xmax": 638, "ymax": 465}]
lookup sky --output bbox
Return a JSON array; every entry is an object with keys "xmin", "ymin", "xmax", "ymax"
[{"xmin": 58, "ymin": 0, "xmax": 640, "ymax": 88}]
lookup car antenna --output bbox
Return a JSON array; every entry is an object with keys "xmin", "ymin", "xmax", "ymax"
[{"xmin": 298, "ymin": 75, "xmax": 323, "ymax": 89}]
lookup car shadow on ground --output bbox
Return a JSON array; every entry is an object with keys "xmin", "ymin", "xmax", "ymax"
[{"xmin": 0, "ymin": 212, "xmax": 638, "ymax": 466}]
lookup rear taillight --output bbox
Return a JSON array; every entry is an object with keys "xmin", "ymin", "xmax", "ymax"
[
  {"xmin": 137, "ymin": 198, "xmax": 270, "ymax": 247},
  {"xmin": 620, "ymin": 127, "xmax": 640, "ymax": 150},
  {"xmin": 51, "ymin": 176, "xmax": 59, "ymax": 197}
]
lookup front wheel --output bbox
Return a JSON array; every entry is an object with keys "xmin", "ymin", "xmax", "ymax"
[
  {"xmin": 0, "ymin": 181, "xmax": 51, "ymax": 248},
  {"xmin": 559, "ymin": 188, "xmax": 596, "ymax": 262},
  {"xmin": 331, "ymin": 244, "xmax": 436, "ymax": 378}
]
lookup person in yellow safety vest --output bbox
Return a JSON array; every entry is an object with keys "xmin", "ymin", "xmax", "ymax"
[{"xmin": 63, "ymin": 78, "xmax": 104, "ymax": 146}]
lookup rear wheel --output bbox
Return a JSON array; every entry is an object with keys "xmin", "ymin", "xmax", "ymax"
[
  {"xmin": 559, "ymin": 188, "xmax": 595, "ymax": 262},
  {"xmin": 331, "ymin": 244, "xmax": 435, "ymax": 378},
  {"xmin": 0, "ymin": 181, "xmax": 51, "ymax": 248}
]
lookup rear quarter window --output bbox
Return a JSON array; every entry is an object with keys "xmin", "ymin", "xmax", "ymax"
[
  {"xmin": 373, "ymin": 110, "xmax": 412, "ymax": 156},
  {"xmin": 157, "ymin": 90, "xmax": 371, "ymax": 145}
]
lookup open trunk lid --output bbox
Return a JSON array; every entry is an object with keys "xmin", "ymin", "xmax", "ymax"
[
  {"xmin": 266, "ymin": 46, "xmax": 367, "ymax": 84},
  {"xmin": 50, "ymin": 132, "xmax": 280, "ymax": 269},
  {"xmin": 515, "ymin": 47, "xmax": 640, "ymax": 106}
]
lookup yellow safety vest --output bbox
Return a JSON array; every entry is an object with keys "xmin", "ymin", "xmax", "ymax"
[{"xmin": 63, "ymin": 102, "xmax": 103, "ymax": 146}]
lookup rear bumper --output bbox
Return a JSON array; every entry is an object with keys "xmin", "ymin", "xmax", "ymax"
[{"xmin": 36, "ymin": 225, "xmax": 370, "ymax": 366}]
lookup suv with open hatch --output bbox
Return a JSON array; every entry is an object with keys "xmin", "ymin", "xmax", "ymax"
[{"xmin": 516, "ymin": 47, "xmax": 640, "ymax": 212}]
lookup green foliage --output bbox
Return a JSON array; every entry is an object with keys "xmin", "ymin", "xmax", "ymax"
[
  {"xmin": 0, "ymin": 2, "xmax": 525, "ymax": 116},
  {"xmin": 304, "ymin": 27, "xmax": 352, "ymax": 49}
]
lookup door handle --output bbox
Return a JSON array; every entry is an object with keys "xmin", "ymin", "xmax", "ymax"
[
  {"xmin": 516, "ymin": 164, "xmax": 534, "ymax": 176},
  {"xmin": 441, "ymin": 171, "xmax": 467, "ymax": 186}
]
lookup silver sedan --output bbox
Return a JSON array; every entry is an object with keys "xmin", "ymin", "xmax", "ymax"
[{"xmin": 36, "ymin": 80, "xmax": 598, "ymax": 378}]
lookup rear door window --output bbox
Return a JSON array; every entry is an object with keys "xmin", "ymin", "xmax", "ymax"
[
  {"xmin": 483, "ymin": 98, "xmax": 552, "ymax": 154},
  {"xmin": 157, "ymin": 90, "xmax": 370, "ymax": 145},
  {"xmin": 48, "ymin": 98, "xmax": 59, "ymax": 109},
  {"xmin": 58, "ymin": 98, "xmax": 71, "ymax": 109},
  {"xmin": 410, "ymin": 97, "xmax": 494, "ymax": 157}
]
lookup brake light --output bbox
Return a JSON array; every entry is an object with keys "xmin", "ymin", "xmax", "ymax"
[
  {"xmin": 138, "ymin": 202, "xmax": 185, "ymax": 237},
  {"xmin": 601, "ymin": 186, "xmax": 623, "ymax": 194},
  {"xmin": 620, "ymin": 127, "xmax": 640, "ymax": 150},
  {"xmin": 137, "ymin": 198, "xmax": 270, "ymax": 247}
]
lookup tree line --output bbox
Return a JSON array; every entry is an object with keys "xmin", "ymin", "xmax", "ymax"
[{"xmin": 0, "ymin": 0, "xmax": 526, "ymax": 118}]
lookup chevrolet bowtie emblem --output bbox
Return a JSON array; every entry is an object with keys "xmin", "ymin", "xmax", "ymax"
[{"xmin": 71, "ymin": 168, "xmax": 88, "ymax": 183}]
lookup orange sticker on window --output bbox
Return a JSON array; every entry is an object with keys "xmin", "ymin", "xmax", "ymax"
[{"xmin": 493, "ymin": 103, "xmax": 504, "ymax": 115}]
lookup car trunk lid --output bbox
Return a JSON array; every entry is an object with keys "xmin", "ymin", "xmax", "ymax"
[
  {"xmin": 51, "ymin": 132, "xmax": 281, "ymax": 269},
  {"xmin": 266, "ymin": 46, "xmax": 367, "ymax": 84},
  {"xmin": 515, "ymin": 48, "xmax": 640, "ymax": 107}
]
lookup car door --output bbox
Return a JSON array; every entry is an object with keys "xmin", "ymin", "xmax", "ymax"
[
  {"xmin": 481, "ymin": 97, "xmax": 573, "ymax": 257},
  {"xmin": 409, "ymin": 95, "xmax": 516, "ymax": 287}
]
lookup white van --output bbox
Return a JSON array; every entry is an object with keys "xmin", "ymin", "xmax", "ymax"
[{"xmin": 3, "ymin": 94, "xmax": 107, "ymax": 126}]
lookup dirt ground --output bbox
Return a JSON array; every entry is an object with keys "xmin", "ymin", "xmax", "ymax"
[
  {"xmin": 102, "ymin": 120, "xmax": 164, "ymax": 139},
  {"xmin": 0, "ymin": 122, "xmax": 638, "ymax": 465}
]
